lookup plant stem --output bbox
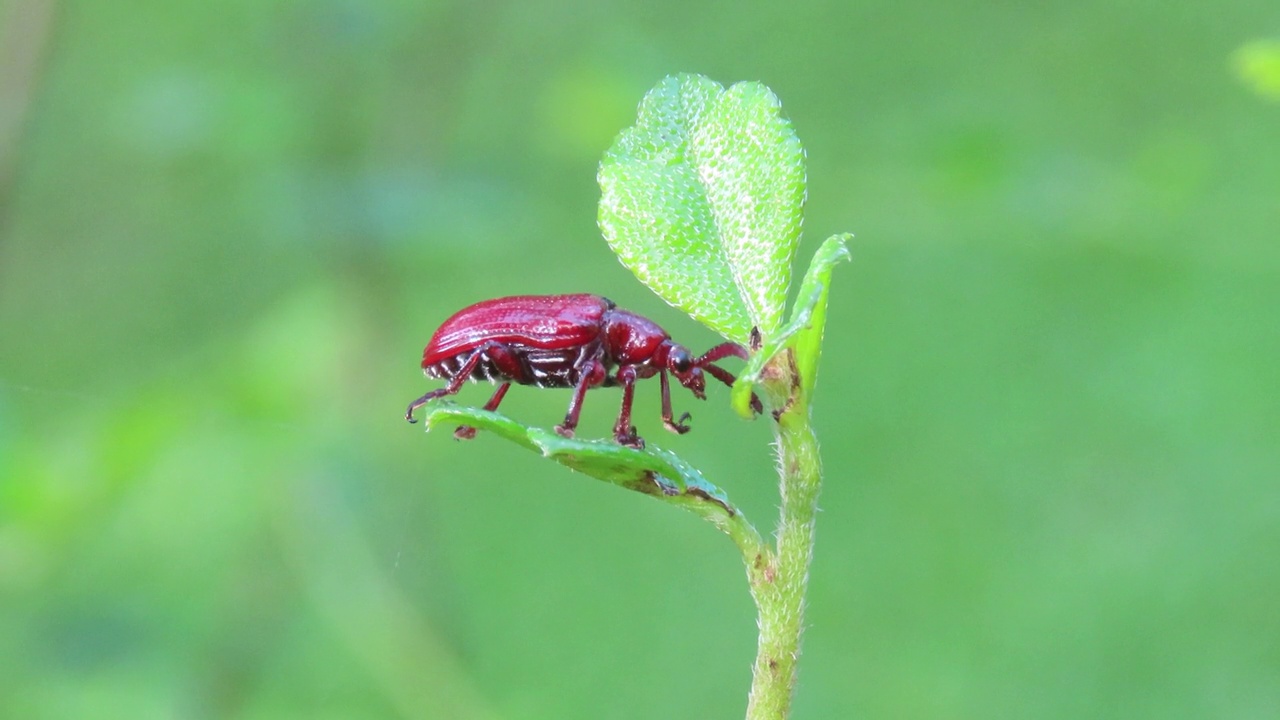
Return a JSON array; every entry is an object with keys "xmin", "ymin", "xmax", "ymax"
[{"xmin": 745, "ymin": 391, "xmax": 823, "ymax": 720}]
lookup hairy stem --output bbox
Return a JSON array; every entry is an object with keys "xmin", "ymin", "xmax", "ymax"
[{"xmin": 745, "ymin": 387, "xmax": 822, "ymax": 720}]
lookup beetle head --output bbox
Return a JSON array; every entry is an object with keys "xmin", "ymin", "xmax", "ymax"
[{"xmin": 666, "ymin": 344, "xmax": 706, "ymax": 399}]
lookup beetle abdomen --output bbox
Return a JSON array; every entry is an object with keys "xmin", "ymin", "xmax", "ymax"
[
  {"xmin": 425, "ymin": 344, "xmax": 597, "ymax": 389},
  {"xmin": 520, "ymin": 347, "xmax": 588, "ymax": 387}
]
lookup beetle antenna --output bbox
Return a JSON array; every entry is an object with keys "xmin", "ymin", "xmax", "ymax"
[
  {"xmin": 696, "ymin": 342, "xmax": 749, "ymax": 366},
  {"xmin": 702, "ymin": 362, "xmax": 764, "ymax": 415}
]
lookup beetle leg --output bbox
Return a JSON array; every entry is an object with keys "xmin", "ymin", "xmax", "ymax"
[
  {"xmin": 660, "ymin": 370, "xmax": 692, "ymax": 434},
  {"xmin": 406, "ymin": 341, "xmax": 515, "ymax": 423},
  {"xmin": 406, "ymin": 388, "xmax": 447, "ymax": 422},
  {"xmin": 482, "ymin": 382, "xmax": 511, "ymax": 410},
  {"xmin": 702, "ymin": 362, "xmax": 764, "ymax": 416},
  {"xmin": 405, "ymin": 347, "xmax": 491, "ymax": 422},
  {"xmin": 555, "ymin": 356, "xmax": 606, "ymax": 439},
  {"xmin": 454, "ymin": 382, "xmax": 511, "ymax": 440},
  {"xmin": 612, "ymin": 366, "xmax": 644, "ymax": 448}
]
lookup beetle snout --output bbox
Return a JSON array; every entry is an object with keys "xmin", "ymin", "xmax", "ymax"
[{"xmin": 676, "ymin": 366, "xmax": 707, "ymax": 399}]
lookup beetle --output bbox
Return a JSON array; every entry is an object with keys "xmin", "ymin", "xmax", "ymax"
[{"xmin": 405, "ymin": 294, "xmax": 761, "ymax": 448}]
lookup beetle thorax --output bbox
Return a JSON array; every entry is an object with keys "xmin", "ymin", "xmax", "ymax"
[{"xmin": 601, "ymin": 309, "xmax": 669, "ymax": 366}]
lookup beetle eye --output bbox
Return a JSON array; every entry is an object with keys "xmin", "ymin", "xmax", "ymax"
[{"xmin": 670, "ymin": 348, "xmax": 693, "ymax": 373}]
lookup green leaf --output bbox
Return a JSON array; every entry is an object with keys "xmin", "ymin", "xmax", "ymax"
[
  {"xmin": 730, "ymin": 234, "xmax": 851, "ymax": 417},
  {"xmin": 598, "ymin": 74, "xmax": 807, "ymax": 343},
  {"xmin": 793, "ymin": 234, "xmax": 852, "ymax": 397},
  {"xmin": 418, "ymin": 404, "xmax": 763, "ymax": 544}
]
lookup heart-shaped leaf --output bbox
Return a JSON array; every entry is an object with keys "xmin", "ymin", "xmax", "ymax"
[{"xmin": 598, "ymin": 74, "xmax": 807, "ymax": 343}]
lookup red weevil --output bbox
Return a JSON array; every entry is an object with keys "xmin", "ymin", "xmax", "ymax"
[{"xmin": 405, "ymin": 294, "xmax": 760, "ymax": 447}]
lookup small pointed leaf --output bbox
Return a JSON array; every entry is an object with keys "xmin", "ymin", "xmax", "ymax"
[
  {"xmin": 598, "ymin": 74, "xmax": 807, "ymax": 343},
  {"xmin": 794, "ymin": 234, "xmax": 852, "ymax": 397},
  {"xmin": 730, "ymin": 234, "xmax": 851, "ymax": 416}
]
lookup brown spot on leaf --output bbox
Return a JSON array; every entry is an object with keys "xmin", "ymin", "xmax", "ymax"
[
  {"xmin": 686, "ymin": 487, "xmax": 733, "ymax": 514},
  {"xmin": 625, "ymin": 470, "xmax": 665, "ymax": 496}
]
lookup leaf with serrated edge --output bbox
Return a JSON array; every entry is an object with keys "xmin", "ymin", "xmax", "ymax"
[{"xmin": 599, "ymin": 74, "xmax": 806, "ymax": 343}]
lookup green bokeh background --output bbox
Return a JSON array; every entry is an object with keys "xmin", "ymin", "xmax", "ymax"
[{"xmin": 2, "ymin": 1, "xmax": 1277, "ymax": 718}]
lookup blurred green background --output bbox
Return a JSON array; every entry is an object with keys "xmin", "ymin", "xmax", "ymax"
[{"xmin": 2, "ymin": 0, "xmax": 1277, "ymax": 718}]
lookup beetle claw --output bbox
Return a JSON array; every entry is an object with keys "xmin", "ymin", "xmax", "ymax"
[
  {"xmin": 616, "ymin": 430, "xmax": 645, "ymax": 449},
  {"xmin": 749, "ymin": 394, "xmax": 764, "ymax": 416},
  {"xmin": 454, "ymin": 425, "xmax": 478, "ymax": 440},
  {"xmin": 406, "ymin": 390, "xmax": 444, "ymax": 424},
  {"xmin": 664, "ymin": 412, "xmax": 692, "ymax": 434},
  {"xmin": 554, "ymin": 424, "xmax": 575, "ymax": 439}
]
